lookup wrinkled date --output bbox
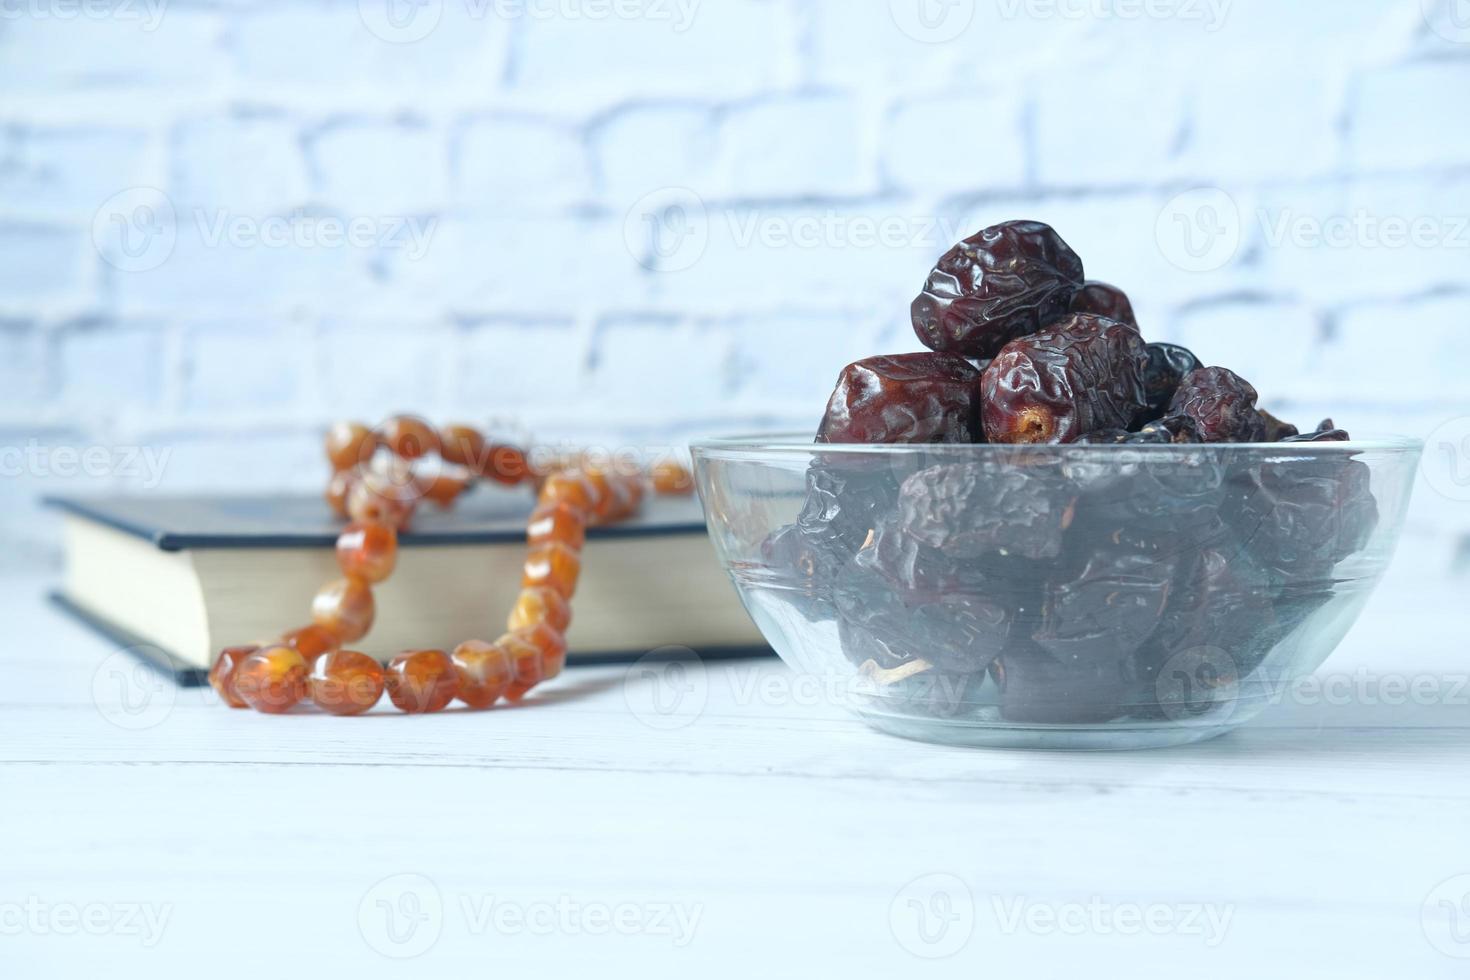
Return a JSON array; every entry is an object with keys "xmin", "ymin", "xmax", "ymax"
[
  {"xmin": 1283, "ymin": 418, "xmax": 1351, "ymax": 443},
  {"xmin": 1032, "ymin": 545, "xmax": 1178, "ymax": 665},
  {"xmin": 1222, "ymin": 456, "xmax": 1378, "ymax": 579},
  {"xmin": 816, "ymin": 353, "xmax": 983, "ymax": 444},
  {"xmin": 991, "ymin": 640, "xmax": 1133, "ymax": 724},
  {"xmin": 1135, "ymin": 543, "xmax": 1278, "ymax": 690},
  {"xmin": 898, "ymin": 461, "xmax": 1079, "ymax": 560},
  {"xmin": 796, "ymin": 460, "xmax": 901, "ymax": 559},
  {"xmin": 911, "ymin": 220, "xmax": 1085, "ymax": 358},
  {"xmin": 1069, "ymin": 280, "xmax": 1138, "ymax": 329},
  {"xmin": 1259, "ymin": 409, "xmax": 1300, "ymax": 442},
  {"xmin": 981, "ymin": 314, "xmax": 1150, "ymax": 444},
  {"xmin": 1167, "ymin": 367, "xmax": 1269, "ymax": 443},
  {"xmin": 1141, "ymin": 343, "xmax": 1202, "ymax": 420}
]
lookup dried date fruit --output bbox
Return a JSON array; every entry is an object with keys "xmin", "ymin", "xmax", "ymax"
[
  {"xmin": 1259, "ymin": 409, "xmax": 1300, "ymax": 442},
  {"xmin": 834, "ymin": 560, "xmax": 1011, "ymax": 677},
  {"xmin": 1032, "ymin": 546, "xmax": 1178, "ymax": 665},
  {"xmin": 1166, "ymin": 367, "xmax": 1268, "ymax": 443},
  {"xmin": 816, "ymin": 353, "xmax": 983, "ymax": 444},
  {"xmin": 796, "ymin": 460, "xmax": 901, "ymax": 557},
  {"xmin": 1069, "ymin": 280, "xmax": 1138, "ymax": 329},
  {"xmin": 1141, "ymin": 343, "xmax": 1202, "ymax": 420},
  {"xmin": 897, "ymin": 461, "xmax": 1078, "ymax": 560},
  {"xmin": 1222, "ymin": 456, "xmax": 1378, "ymax": 577},
  {"xmin": 981, "ymin": 314, "xmax": 1150, "ymax": 444},
  {"xmin": 1282, "ymin": 418, "xmax": 1350, "ymax": 443},
  {"xmin": 990, "ymin": 640, "xmax": 1132, "ymax": 724},
  {"xmin": 911, "ymin": 220, "xmax": 1085, "ymax": 358},
  {"xmin": 1074, "ymin": 417, "xmax": 1202, "ymax": 446},
  {"xmin": 1134, "ymin": 544, "xmax": 1278, "ymax": 691}
]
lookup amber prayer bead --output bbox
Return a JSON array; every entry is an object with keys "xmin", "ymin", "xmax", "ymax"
[{"xmin": 212, "ymin": 416, "xmax": 695, "ymax": 715}]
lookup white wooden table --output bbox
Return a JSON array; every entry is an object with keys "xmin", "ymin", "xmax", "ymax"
[{"xmin": 3, "ymin": 565, "xmax": 1468, "ymax": 978}]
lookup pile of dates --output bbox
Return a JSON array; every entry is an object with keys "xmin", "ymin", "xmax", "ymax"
[{"xmin": 765, "ymin": 220, "xmax": 1378, "ymax": 725}]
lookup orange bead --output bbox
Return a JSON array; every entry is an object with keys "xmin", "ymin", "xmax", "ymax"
[
  {"xmin": 526, "ymin": 502, "xmax": 586, "ymax": 551},
  {"xmin": 347, "ymin": 474, "xmax": 417, "ymax": 530},
  {"xmin": 280, "ymin": 623, "xmax": 340, "ymax": 663},
  {"xmin": 325, "ymin": 422, "xmax": 376, "ymax": 471},
  {"xmin": 309, "ymin": 650, "xmax": 385, "ymax": 716},
  {"xmin": 498, "ymin": 633, "xmax": 545, "ymax": 702},
  {"xmin": 381, "ymin": 415, "xmax": 440, "ymax": 460},
  {"xmin": 420, "ymin": 471, "xmax": 470, "ymax": 508},
  {"xmin": 385, "ymin": 649, "xmax": 459, "ymax": 713},
  {"xmin": 522, "ymin": 542, "xmax": 582, "ymax": 598},
  {"xmin": 438, "ymin": 425, "xmax": 486, "ymax": 468},
  {"xmin": 480, "ymin": 444, "xmax": 530, "ymax": 486},
  {"xmin": 513, "ymin": 623, "xmax": 567, "ymax": 681},
  {"xmin": 208, "ymin": 645, "xmax": 258, "ymax": 708},
  {"xmin": 652, "ymin": 459, "xmax": 694, "ymax": 495},
  {"xmin": 336, "ymin": 521, "xmax": 398, "ymax": 583},
  {"xmin": 451, "ymin": 640, "xmax": 513, "ymax": 709},
  {"xmin": 326, "ymin": 469, "xmax": 356, "ymax": 518},
  {"xmin": 233, "ymin": 646, "xmax": 309, "ymax": 714},
  {"xmin": 507, "ymin": 586, "xmax": 572, "ymax": 634},
  {"xmin": 616, "ymin": 476, "xmax": 645, "ymax": 516},
  {"xmin": 581, "ymin": 468, "xmax": 618, "ymax": 522},
  {"xmin": 538, "ymin": 472, "xmax": 597, "ymax": 515},
  {"xmin": 312, "ymin": 577, "xmax": 375, "ymax": 643}
]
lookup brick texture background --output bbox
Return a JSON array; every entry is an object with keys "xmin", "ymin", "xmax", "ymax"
[{"xmin": 1, "ymin": 0, "xmax": 1468, "ymax": 570}]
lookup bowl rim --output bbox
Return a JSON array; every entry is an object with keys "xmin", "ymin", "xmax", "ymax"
[{"xmin": 690, "ymin": 431, "xmax": 1426, "ymax": 455}]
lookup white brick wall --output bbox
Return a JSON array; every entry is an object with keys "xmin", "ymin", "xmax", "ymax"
[{"xmin": 1, "ymin": 0, "xmax": 1468, "ymax": 571}]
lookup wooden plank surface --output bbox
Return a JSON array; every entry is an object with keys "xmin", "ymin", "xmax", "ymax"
[{"xmin": 2, "ymin": 566, "xmax": 1467, "ymax": 979}]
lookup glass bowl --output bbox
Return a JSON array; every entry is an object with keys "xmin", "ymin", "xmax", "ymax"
[{"xmin": 690, "ymin": 434, "xmax": 1423, "ymax": 750}]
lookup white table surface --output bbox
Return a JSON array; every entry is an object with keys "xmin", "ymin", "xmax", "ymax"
[{"xmin": 3, "ymin": 564, "xmax": 1468, "ymax": 979}]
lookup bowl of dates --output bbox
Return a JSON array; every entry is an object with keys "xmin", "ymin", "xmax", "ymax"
[{"xmin": 691, "ymin": 221, "xmax": 1422, "ymax": 750}]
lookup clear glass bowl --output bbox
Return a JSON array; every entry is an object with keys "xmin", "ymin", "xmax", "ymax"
[{"xmin": 691, "ymin": 434, "xmax": 1423, "ymax": 750}]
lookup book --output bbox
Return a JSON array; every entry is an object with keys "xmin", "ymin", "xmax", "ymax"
[{"xmin": 45, "ymin": 489, "xmax": 768, "ymax": 685}]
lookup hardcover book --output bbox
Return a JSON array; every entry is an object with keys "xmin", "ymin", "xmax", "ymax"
[{"xmin": 45, "ymin": 489, "xmax": 768, "ymax": 684}]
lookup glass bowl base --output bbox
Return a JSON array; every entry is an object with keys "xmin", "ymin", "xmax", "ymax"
[{"xmin": 857, "ymin": 710, "xmax": 1240, "ymax": 751}]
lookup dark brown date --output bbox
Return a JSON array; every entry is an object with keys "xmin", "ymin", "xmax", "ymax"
[
  {"xmin": 1259, "ymin": 409, "xmax": 1299, "ymax": 442},
  {"xmin": 981, "ymin": 314, "xmax": 1150, "ymax": 444},
  {"xmin": 1032, "ymin": 546, "xmax": 1178, "ymax": 665},
  {"xmin": 897, "ymin": 461, "xmax": 1078, "ymax": 560},
  {"xmin": 1069, "ymin": 280, "xmax": 1138, "ymax": 329},
  {"xmin": 911, "ymin": 220, "xmax": 1085, "ymax": 358},
  {"xmin": 1166, "ymin": 367, "xmax": 1268, "ymax": 443},
  {"xmin": 1282, "ymin": 418, "xmax": 1350, "ymax": 443},
  {"xmin": 990, "ymin": 640, "xmax": 1132, "ymax": 724},
  {"xmin": 1141, "ymin": 343, "xmax": 1202, "ymax": 420},
  {"xmin": 816, "ymin": 353, "xmax": 982, "ymax": 444}
]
